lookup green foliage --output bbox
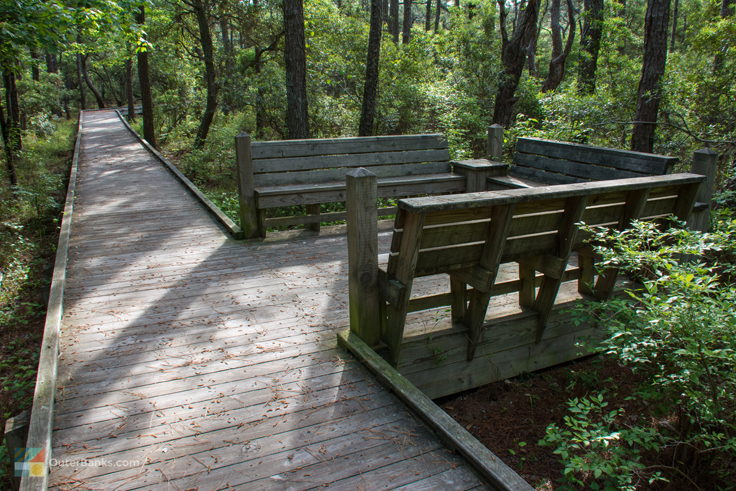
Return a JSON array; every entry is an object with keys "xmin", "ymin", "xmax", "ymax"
[
  {"xmin": 0, "ymin": 338, "xmax": 40, "ymax": 418},
  {"xmin": 546, "ymin": 216, "xmax": 736, "ymax": 487},
  {"xmin": 541, "ymin": 394, "xmax": 664, "ymax": 490}
]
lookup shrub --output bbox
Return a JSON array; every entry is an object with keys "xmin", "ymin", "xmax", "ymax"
[{"xmin": 543, "ymin": 217, "xmax": 736, "ymax": 488}]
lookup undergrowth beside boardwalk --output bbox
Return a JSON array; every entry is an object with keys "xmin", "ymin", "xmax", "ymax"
[{"xmin": 0, "ymin": 118, "xmax": 76, "ymax": 486}]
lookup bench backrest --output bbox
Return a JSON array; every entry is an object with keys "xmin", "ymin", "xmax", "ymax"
[
  {"xmin": 388, "ymin": 173, "xmax": 702, "ymax": 280},
  {"xmin": 250, "ymin": 134, "xmax": 451, "ymax": 187},
  {"xmin": 511, "ymin": 137, "xmax": 678, "ymax": 185}
]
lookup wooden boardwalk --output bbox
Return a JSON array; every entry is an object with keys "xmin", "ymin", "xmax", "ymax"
[{"xmin": 49, "ymin": 111, "xmax": 487, "ymax": 490}]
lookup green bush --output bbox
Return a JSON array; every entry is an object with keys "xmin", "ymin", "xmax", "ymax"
[{"xmin": 542, "ymin": 217, "xmax": 736, "ymax": 488}]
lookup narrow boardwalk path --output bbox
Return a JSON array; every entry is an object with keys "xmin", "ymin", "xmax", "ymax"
[{"xmin": 50, "ymin": 111, "xmax": 486, "ymax": 490}]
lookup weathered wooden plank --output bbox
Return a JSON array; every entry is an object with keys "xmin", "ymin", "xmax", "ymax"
[
  {"xmin": 257, "ymin": 175, "xmax": 465, "ymax": 208},
  {"xmin": 514, "ymin": 152, "xmax": 644, "ymax": 181},
  {"xmin": 253, "ymin": 148, "xmax": 451, "ymax": 173},
  {"xmin": 385, "ymin": 211, "xmax": 426, "ymax": 365},
  {"xmin": 251, "ymin": 133, "xmax": 447, "ymax": 159},
  {"xmin": 516, "ymin": 137, "xmax": 677, "ymax": 174},
  {"xmin": 20, "ymin": 115, "xmax": 83, "ymax": 491},
  {"xmin": 338, "ymin": 330, "xmax": 531, "ymax": 490},
  {"xmin": 510, "ymin": 165, "xmax": 581, "ymax": 184},
  {"xmin": 400, "ymin": 174, "xmax": 704, "ymax": 212},
  {"xmin": 254, "ymin": 161, "xmax": 453, "ymax": 186},
  {"xmin": 116, "ymin": 110, "xmax": 243, "ymax": 238}
]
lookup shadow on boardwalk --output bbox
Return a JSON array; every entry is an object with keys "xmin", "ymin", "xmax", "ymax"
[{"xmin": 49, "ymin": 111, "xmax": 486, "ymax": 489}]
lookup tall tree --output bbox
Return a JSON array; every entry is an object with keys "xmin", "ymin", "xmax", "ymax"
[
  {"xmin": 541, "ymin": 0, "xmax": 575, "ymax": 92},
  {"xmin": 81, "ymin": 55, "xmax": 106, "ymax": 108},
  {"xmin": 136, "ymin": 5, "xmax": 157, "ymax": 148},
  {"xmin": 390, "ymin": 0, "xmax": 400, "ymax": 42},
  {"xmin": 713, "ymin": 0, "xmax": 734, "ymax": 72},
  {"xmin": 434, "ymin": 0, "xmax": 441, "ymax": 30},
  {"xmin": 1, "ymin": 72, "xmax": 20, "ymax": 185},
  {"xmin": 76, "ymin": 52, "xmax": 87, "ymax": 110},
  {"xmin": 425, "ymin": 0, "xmax": 432, "ymax": 30},
  {"xmin": 403, "ymin": 0, "xmax": 414, "ymax": 43},
  {"xmin": 283, "ymin": 0, "xmax": 310, "ymax": 138},
  {"xmin": 631, "ymin": 0, "xmax": 670, "ymax": 153},
  {"xmin": 359, "ymin": 0, "xmax": 383, "ymax": 135},
  {"xmin": 577, "ymin": 0, "xmax": 604, "ymax": 94},
  {"xmin": 125, "ymin": 50, "xmax": 135, "ymax": 120},
  {"xmin": 670, "ymin": 0, "xmax": 679, "ymax": 49},
  {"xmin": 493, "ymin": 0, "xmax": 540, "ymax": 126},
  {"xmin": 186, "ymin": 0, "xmax": 218, "ymax": 148}
]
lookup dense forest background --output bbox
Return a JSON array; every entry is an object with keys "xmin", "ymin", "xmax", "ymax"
[{"xmin": 2, "ymin": 0, "xmax": 735, "ymax": 193}]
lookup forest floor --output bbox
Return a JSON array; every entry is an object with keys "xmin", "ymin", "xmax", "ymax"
[
  {"xmin": 0, "ymin": 119, "xmax": 74, "ymax": 486},
  {"xmin": 440, "ymin": 353, "xmax": 734, "ymax": 490},
  {"xmin": 439, "ymin": 356, "xmax": 646, "ymax": 489}
]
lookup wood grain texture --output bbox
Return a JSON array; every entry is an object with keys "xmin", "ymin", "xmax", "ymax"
[{"xmin": 43, "ymin": 111, "xmax": 489, "ymax": 490}]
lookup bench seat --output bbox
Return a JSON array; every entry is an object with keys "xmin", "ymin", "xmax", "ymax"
[
  {"xmin": 256, "ymin": 173, "xmax": 466, "ymax": 207},
  {"xmin": 344, "ymin": 171, "xmax": 705, "ymax": 397},
  {"xmin": 236, "ymin": 133, "xmax": 498, "ymax": 237}
]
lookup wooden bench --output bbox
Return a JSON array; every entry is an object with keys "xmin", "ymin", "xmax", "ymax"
[
  {"xmin": 343, "ymin": 170, "xmax": 704, "ymax": 396},
  {"xmin": 488, "ymin": 135, "xmax": 679, "ymax": 189},
  {"xmin": 235, "ymin": 133, "xmax": 503, "ymax": 238}
]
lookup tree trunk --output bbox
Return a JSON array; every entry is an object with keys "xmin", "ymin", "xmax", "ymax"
[
  {"xmin": 30, "ymin": 49, "xmax": 40, "ymax": 81},
  {"xmin": 136, "ymin": 6, "xmax": 157, "ymax": 148},
  {"xmin": 577, "ymin": 0, "xmax": 604, "ymax": 94},
  {"xmin": 670, "ymin": 0, "xmax": 678, "ymax": 50},
  {"xmin": 255, "ymin": 50, "xmax": 266, "ymax": 138},
  {"xmin": 434, "ymin": 0, "xmax": 441, "ymax": 30},
  {"xmin": 283, "ymin": 0, "xmax": 310, "ymax": 139},
  {"xmin": 541, "ymin": 0, "xmax": 575, "ymax": 92},
  {"xmin": 76, "ymin": 53, "xmax": 86, "ymax": 110},
  {"xmin": 81, "ymin": 56, "xmax": 106, "ymax": 108},
  {"xmin": 713, "ymin": 0, "xmax": 734, "ymax": 72},
  {"xmin": 390, "ymin": 0, "xmax": 400, "ymax": 42},
  {"xmin": 45, "ymin": 53, "xmax": 58, "ymax": 73},
  {"xmin": 1, "ymin": 72, "xmax": 20, "ymax": 186},
  {"xmin": 220, "ymin": 16, "xmax": 233, "ymax": 114},
  {"xmin": 193, "ymin": 0, "xmax": 218, "ymax": 148},
  {"xmin": 425, "ymin": 0, "xmax": 432, "ymax": 30},
  {"xmin": 359, "ymin": 0, "xmax": 383, "ymax": 136},
  {"xmin": 492, "ymin": 0, "xmax": 540, "ymax": 126},
  {"xmin": 403, "ymin": 0, "xmax": 413, "ymax": 43},
  {"xmin": 125, "ymin": 56, "xmax": 135, "ymax": 120},
  {"xmin": 631, "ymin": 0, "xmax": 670, "ymax": 153}
]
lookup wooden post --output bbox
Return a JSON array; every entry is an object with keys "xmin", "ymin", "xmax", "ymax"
[
  {"xmin": 688, "ymin": 148, "xmax": 718, "ymax": 232},
  {"xmin": 306, "ymin": 204, "xmax": 321, "ymax": 233},
  {"xmin": 235, "ymin": 132, "xmax": 263, "ymax": 238},
  {"xmin": 5, "ymin": 411, "xmax": 29, "ymax": 488},
  {"xmin": 487, "ymin": 124, "xmax": 504, "ymax": 160},
  {"xmin": 346, "ymin": 168, "xmax": 381, "ymax": 347}
]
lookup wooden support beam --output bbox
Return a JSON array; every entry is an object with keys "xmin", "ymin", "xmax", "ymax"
[
  {"xmin": 487, "ymin": 124, "xmax": 504, "ymax": 160},
  {"xmin": 450, "ymin": 275, "xmax": 468, "ymax": 324},
  {"xmin": 688, "ymin": 148, "xmax": 718, "ymax": 232},
  {"xmin": 532, "ymin": 196, "xmax": 587, "ymax": 341},
  {"xmin": 346, "ymin": 168, "xmax": 381, "ymax": 347},
  {"xmin": 235, "ymin": 133, "xmax": 264, "ymax": 238},
  {"xmin": 305, "ymin": 203, "xmax": 321, "ymax": 233},
  {"xmin": 465, "ymin": 204, "xmax": 515, "ymax": 361},
  {"xmin": 385, "ymin": 211, "xmax": 426, "ymax": 366},
  {"xmin": 452, "ymin": 160, "xmax": 507, "ymax": 192}
]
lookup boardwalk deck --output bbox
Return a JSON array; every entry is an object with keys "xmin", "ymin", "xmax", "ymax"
[{"xmin": 47, "ymin": 111, "xmax": 490, "ymax": 490}]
